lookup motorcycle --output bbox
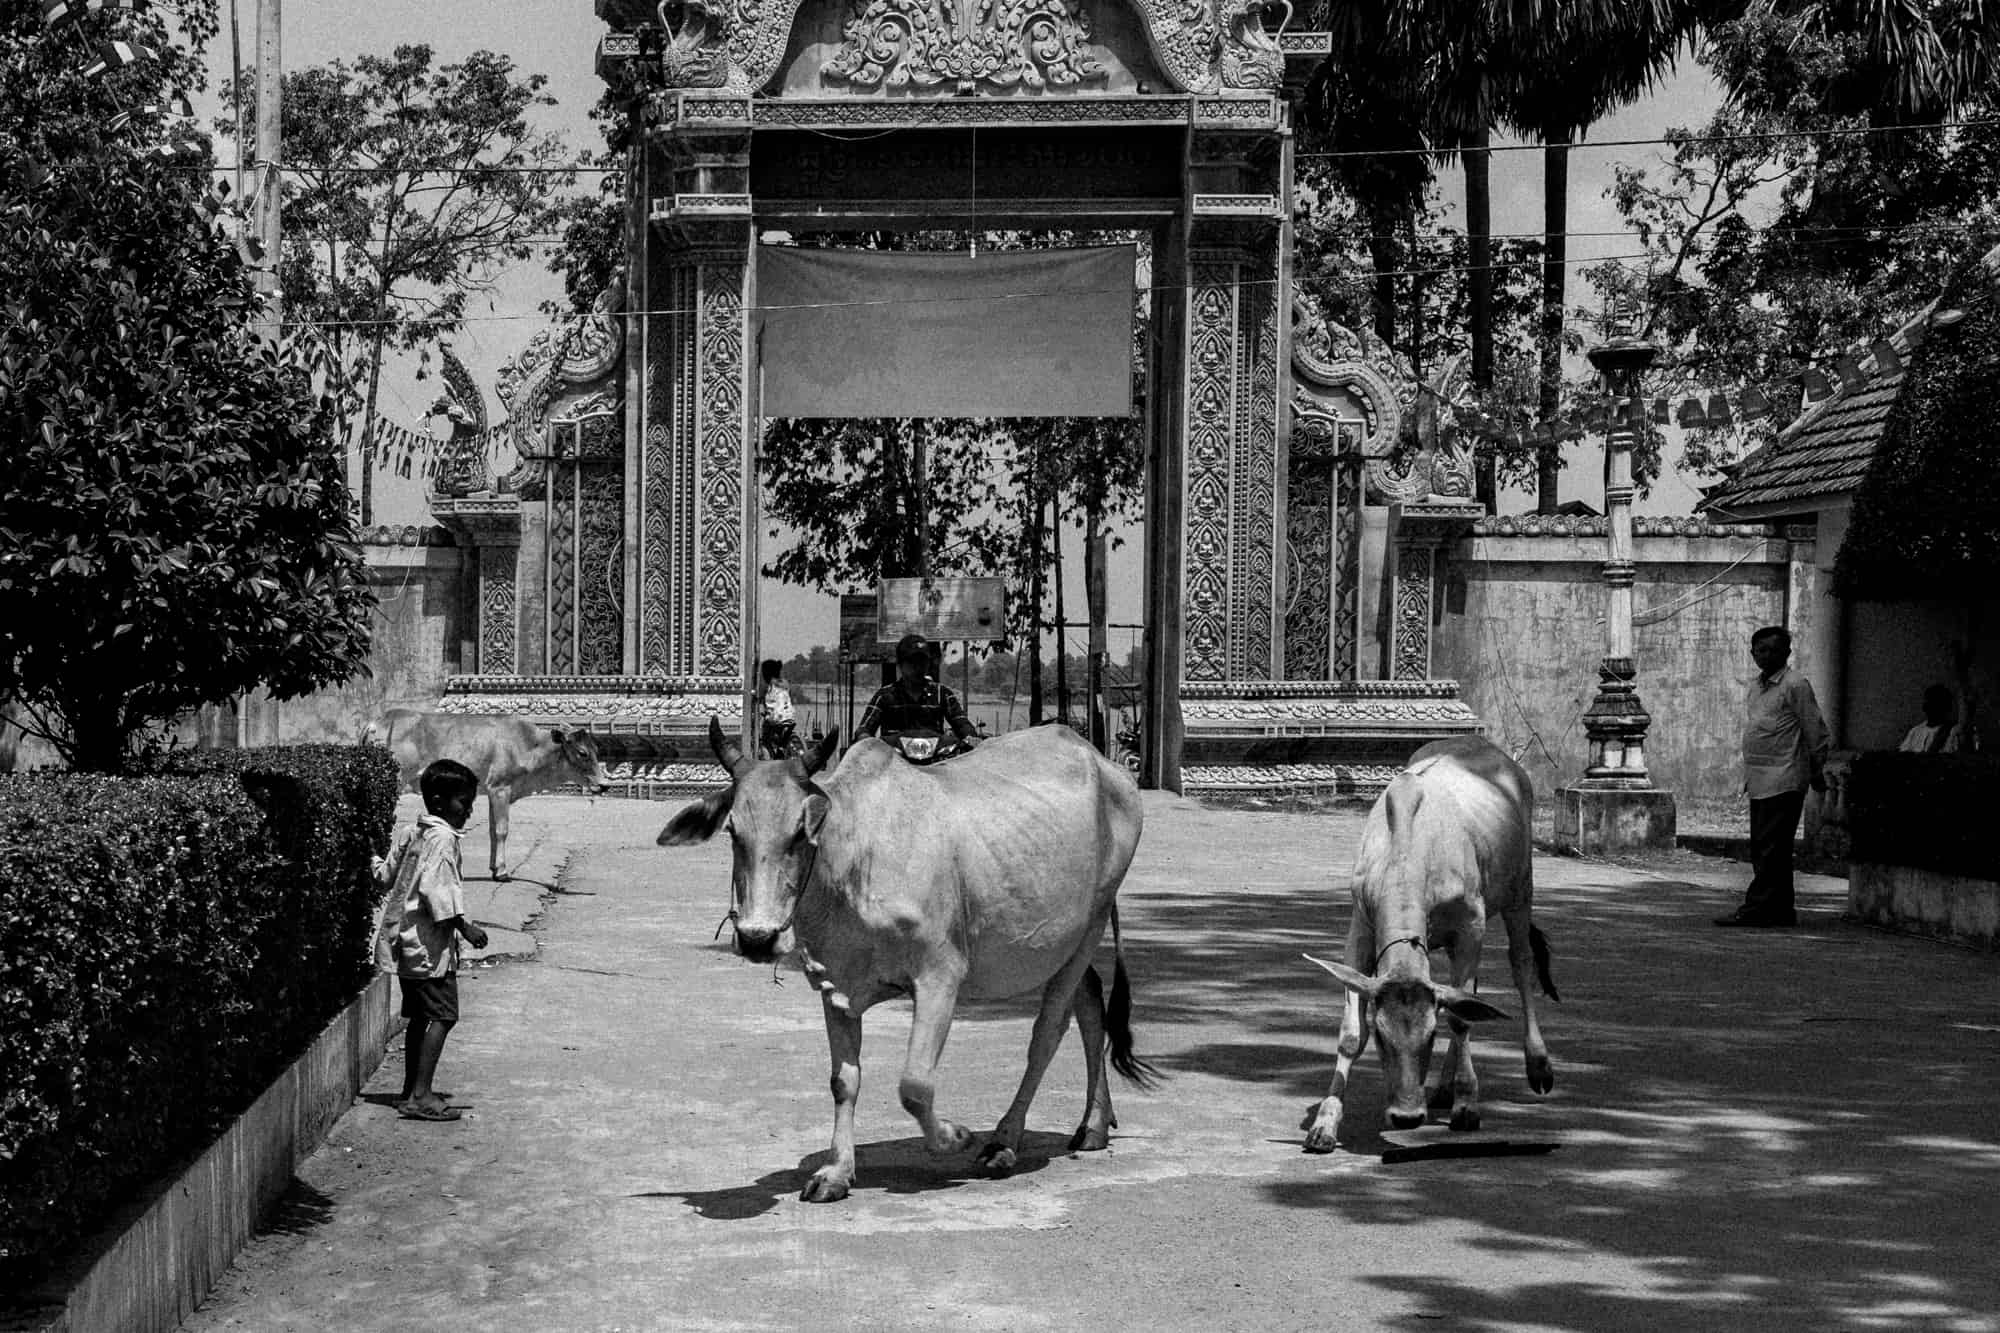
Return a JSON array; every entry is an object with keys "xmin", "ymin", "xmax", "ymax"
[
  {"xmin": 888, "ymin": 731, "xmax": 975, "ymax": 766},
  {"xmin": 758, "ymin": 720, "xmax": 806, "ymax": 761}
]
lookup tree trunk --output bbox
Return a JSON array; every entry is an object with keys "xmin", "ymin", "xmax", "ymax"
[
  {"xmin": 1028, "ymin": 491, "xmax": 1046, "ymax": 727},
  {"xmin": 358, "ymin": 328, "xmax": 386, "ymax": 527},
  {"xmin": 1085, "ymin": 499, "xmax": 1108, "ymax": 753},
  {"xmin": 1052, "ymin": 495, "xmax": 1070, "ymax": 726},
  {"xmin": 1465, "ymin": 129, "xmax": 1497, "ymax": 511},
  {"xmin": 67, "ymin": 699, "xmax": 129, "ymax": 773},
  {"xmin": 1366, "ymin": 199, "xmax": 1399, "ymax": 351},
  {"xmin": 1536, "ymin": 137, "xmax": 1571, "ymax": 515}
]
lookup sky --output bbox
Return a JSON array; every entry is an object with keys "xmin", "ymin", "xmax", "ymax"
[{"xmin": 198, "ymin": 4, "xmax": 1730, "ymax": 660}]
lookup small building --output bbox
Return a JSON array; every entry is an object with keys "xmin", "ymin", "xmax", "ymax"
[{"xmin": 1696, "ymin": 253, "xmax": 2000, "ymax": 753}]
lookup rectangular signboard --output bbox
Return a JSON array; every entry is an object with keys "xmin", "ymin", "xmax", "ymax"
[
  {"xmin": 877, "ymin": 577, "xmax": 1007, "ymax": 644},
  {"xmin": 837, "ymin": 593, "xmax": 879, "ymax": 662}
]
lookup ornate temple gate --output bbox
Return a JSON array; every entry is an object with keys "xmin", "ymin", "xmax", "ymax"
[{"xmin": 430, "ymin": 0, "xmax": 1482, "ymax": 794}]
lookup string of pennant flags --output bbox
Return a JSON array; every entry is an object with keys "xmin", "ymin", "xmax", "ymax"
[{"xmin": 1438, "ymin": 309, "xmax": 1957, "ymax": 449}]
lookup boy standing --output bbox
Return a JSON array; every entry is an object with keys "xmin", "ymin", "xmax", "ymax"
[{"xmin": 372, "ymin": 758, "xmax": 489, "ymax": 1120}]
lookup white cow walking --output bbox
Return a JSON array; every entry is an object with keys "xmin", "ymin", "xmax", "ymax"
[
  {"xmin": 659, "ymin": 719, "xmax": 1157, "ymax": 1202},
  {"xmin": 365, "ymin": 709, "xmax": 612, "ymax": 880},
  {"xmin": 1301, "ymin": 735, "xmax": 1560, "ymax": 1151}
]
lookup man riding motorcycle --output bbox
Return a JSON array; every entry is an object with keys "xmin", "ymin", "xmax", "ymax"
[{"xmin": 857, "ymin": 633, "xmax": 982, "ymax": 761}]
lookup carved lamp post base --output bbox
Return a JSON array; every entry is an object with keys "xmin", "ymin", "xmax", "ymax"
[{"xmin": 1553, "ymin": 657, "xmax": 1677, "ymax": 852}]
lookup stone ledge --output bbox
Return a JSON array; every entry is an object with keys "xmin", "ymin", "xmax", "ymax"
[
  {"xmin": 1847, "ymin": 862, "xmax": 2000, "ymax": 950},
  {"xmin": 3, "ymin": 976, "xmax": 397, "ymax": 1333}
]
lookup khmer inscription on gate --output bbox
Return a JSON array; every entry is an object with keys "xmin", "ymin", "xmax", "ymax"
[{"xmin": 751, "ymin": 125, "xmax": 1182, "ymax": 200}]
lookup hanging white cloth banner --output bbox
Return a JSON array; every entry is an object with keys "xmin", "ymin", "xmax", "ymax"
[{"xmin": 754, "ymin": 244, "xmax": 1136, "ymax": 419}]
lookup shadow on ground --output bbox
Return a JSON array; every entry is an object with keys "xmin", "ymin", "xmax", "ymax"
[
  {"xmin": 634, "ymin": 1131, "xmax": 1071, "ymax": 1220},
  {"xmin": 1101, "ymin": 826, "xmax": 2000, "ymax": 1332}
]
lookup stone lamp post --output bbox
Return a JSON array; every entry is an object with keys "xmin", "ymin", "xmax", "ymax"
[{"xmin": 1552, "ymin": 327, "xmax": 1678, "ymax": 853}]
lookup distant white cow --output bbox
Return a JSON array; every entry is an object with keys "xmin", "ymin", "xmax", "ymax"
[
  {"xmin": 1301, "ymin": 735, "xmax": 1559, "ymax": 1151},
  {"xmin": 366, "ymin": 710, "xmax": 612, "ymax": 880},
  {"xmin": 658, "ymin": 719, "xmax": 1157, "ymax": 1203}
]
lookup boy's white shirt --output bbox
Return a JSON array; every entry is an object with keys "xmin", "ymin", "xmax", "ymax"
[{"xmin": 371, "ymin": 815, "xmax": 467, "ymax": 976}]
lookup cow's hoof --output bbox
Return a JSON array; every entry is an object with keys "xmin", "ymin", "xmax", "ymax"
[
  {"xmin": 800, "ymin": 1170, "xmax": 850, "ymax": 1203},
  {"xmin": 926, "ymin": 1121, "xmax": 974, "ymax": 1156},
  {"xmin": 1527, "ymin": 1057, "xmax": 1555, "ymax": 1095},
  {"xmin": 1067, "ymin": 1125, "xmax": 1110, "ymax": 1153},
  {"xmin": 1302, "ymin": 1124, "xmax": 1341, "ymax": 1154},
  {"xmin": 1448, "ymin": 1106, "xmax": 1482, "ymax": 1133},
  {"xmin": 976, "ymin": 1142, "xmax": 1019, "ymax": 1176}
]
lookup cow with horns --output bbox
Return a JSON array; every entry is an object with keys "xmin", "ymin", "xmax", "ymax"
[
  {"xmin": 659, "ymin": 719, "xmax": 1156, "ymax": 1203},
  {"xmin": 1301, "ymin": 735, "xmax": 1560, "ymax": 1151}
]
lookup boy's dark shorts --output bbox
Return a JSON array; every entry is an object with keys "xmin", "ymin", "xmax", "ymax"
[{"xmin": 399, "ymin": 975, "xmax": 459, "ymax": 1023}]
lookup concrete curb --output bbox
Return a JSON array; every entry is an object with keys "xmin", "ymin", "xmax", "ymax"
[{"xmin": 6, "ymin": 975, "xmax": 398, "ymax": 1333}]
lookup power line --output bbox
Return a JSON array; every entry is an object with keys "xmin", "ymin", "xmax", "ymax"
[
  {"xmin": 168, "ymin": 114, "xmax": 2000, "ymax": 176},
  {"xmin": 1295, "ymin": 116, "xmax": 2000, "ymax": 160}
]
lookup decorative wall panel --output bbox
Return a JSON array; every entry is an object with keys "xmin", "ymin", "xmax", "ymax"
[
  {"xmin": 1236, "ymin": 263, "xmax": 1279, "ymax": 679},
  {"xmin": 577, "ymin": 463, "xmax": 625, "ymax": 676},
  {"xmin": 1182, "ymin": 262, "xmax": 1237, "ymax": 683},
  {"xmin": 478, "ymin": 544, "xmax": 518, "ymax": 675},
  {"xmin": 694, "ymin": 260, "xmax": 746, "ymax": 679},
  {"xmin": 1392, "ymin": 544, "xmax": 1433, "ymax": 680},
  {"xmin": 547, "ymin": 458, "xmax": 578, "ymax": 674},
  {"xmin": 1282, "ymin": 456, "xmax": 1332, "ymax": 680}
]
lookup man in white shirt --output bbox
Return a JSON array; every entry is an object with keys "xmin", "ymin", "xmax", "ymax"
[{"xmin": 1717, "ymin": 626, "xmax": 1830, "ymax": 928}]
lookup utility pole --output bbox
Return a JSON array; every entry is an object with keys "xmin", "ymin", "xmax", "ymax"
[
  {"xmin": 240, "ymin": 0, "xmax": 280, "ymax": 748},
  {"xmin": 250, "ymin": 0, "xmax": 281, "ymax": 346}
]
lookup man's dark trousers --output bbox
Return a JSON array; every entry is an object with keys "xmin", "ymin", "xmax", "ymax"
[{"xmin": 1745, "ymin": 789, "xmax": 1807, "ymax": 917}]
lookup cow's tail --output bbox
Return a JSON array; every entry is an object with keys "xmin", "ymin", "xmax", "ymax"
[
  {"xmin": 1104, "ymin": 904, "xmax": 1163, "ymax": 1090},
  {"xmin": 1529, "ymin": 922, "xmax": 1562, "ymax": 1003}
]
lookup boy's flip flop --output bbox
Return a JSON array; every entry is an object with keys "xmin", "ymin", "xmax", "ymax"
[{"xmin": 396, "ymin": 1101, "xmax": 462, "ymax": 1122}]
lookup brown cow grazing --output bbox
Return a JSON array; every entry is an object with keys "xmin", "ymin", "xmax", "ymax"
[
  {"xmin": 366, "ymin": 710, "xmax": 612, "ymax": 881},
  {"xmin": 1300, "ymin": 735, "xmax": 1559, "ymax": 1152},
  {"xmin": 658, "ymin": 719, "xmax": 1157, "ymax": 1203}
]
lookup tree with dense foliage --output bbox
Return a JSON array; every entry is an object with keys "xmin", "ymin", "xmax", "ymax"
[
  {"xmin": 1593, "ymin": 5, "xmax": 2000, "ymax": 482},
  {"xmin": 1834, "ymin": 261, "xmax": 2000, "ymax": 601},
  {"xmin": 221, "ymin": 45, "xmax": 574, "ymax": 523},
  {"xmin": 0, "ymin": 0, "xmax": 374, "ymax": 771}
]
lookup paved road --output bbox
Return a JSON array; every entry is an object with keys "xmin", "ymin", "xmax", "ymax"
[{"xmin": 187, "ymin": 791, "xmax": 1999, "ymax": 1333}]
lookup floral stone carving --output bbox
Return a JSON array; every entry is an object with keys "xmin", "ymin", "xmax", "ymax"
[{"xmin": 822, "ymin": 0, "xmax": 1108, "ymax": 91}]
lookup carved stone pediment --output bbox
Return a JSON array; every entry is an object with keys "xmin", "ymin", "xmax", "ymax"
[
  {"xmin": 1286, "ymin": 295, "xmax": 1478, "ymax": 507},
  {"xmin": 620, "ymin": 0, "xmax": 1302, "ymax": 95},
  {"xmin": 822, "ymin": 0, "xmax": 1109, "ymax": 91}
]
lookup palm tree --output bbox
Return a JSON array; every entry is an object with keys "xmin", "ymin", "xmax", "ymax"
[
  {"xmin": 1497, "ymin": 2, "xmax": 1700, "ymax": 513},
  {"xmin": 1308, "ymin": 5, "xmax": 1506, "ymax": 504}
]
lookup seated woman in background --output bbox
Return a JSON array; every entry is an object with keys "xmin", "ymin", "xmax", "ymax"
[{"xmin": 1898, "ymin": 683, "xmax": 1964, "ymax": 754}]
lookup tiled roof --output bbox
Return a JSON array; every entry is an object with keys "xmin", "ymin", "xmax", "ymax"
[
  {"xmin": 1698, "ymin": 368, "xmax": 1905, "ymax": 518},
  {"xmin": 1702, "ymin": 245, "xmax": 2000, "ymax": 517}
]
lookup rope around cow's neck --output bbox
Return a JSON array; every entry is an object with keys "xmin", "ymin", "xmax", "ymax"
[
  {"xmin": 713, "ymin": 838, "xmax": 823, "ymax": 987},
  {"xmin": 1374, "ymin": 934, "xmax": 1430, "ymax": 973}
]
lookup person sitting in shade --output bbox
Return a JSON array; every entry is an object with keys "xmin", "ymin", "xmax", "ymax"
[{"xmin": 1898, "ymin": 683, "xmax": 1964, "ymax": 754}]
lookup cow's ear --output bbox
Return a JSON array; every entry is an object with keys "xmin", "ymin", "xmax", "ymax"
[
  {"xmin": 1436, "ymin": 987, "xmax": 1511, "ymax": 1024},
  {"xmin": 658, "ymin": 789, "xmax": 734, "ymax": 846},
  {"xmin": 800, "ymin": 792, "xmax": 830, "ymax": 844},
  {"xmin": 550, "ymin": 728, "xmax": 568, "ymax": 744},
  {"xmin": 1303, "ymin": 953, "xmax": 1381, "ymax": 998}
]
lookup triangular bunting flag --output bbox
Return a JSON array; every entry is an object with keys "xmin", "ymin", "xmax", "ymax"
[
  {"xmin": 1651, "ymin": 398, "xmax": 1670, "ymax": 424},
  {"xmin": 1705, "ymin": 393, "xmax": 1733, "ymax": 428},
  {"xmin": 1677, "ymin": 397, "xmax": 1706, "ymax": 427},
  {"xmin": 1738, "ymin": 385, "xmax": 1771, "ymax": 421},
  {"xmin": 1832, "ymin": 354, "xmax": 1867, "ymax": 390},
  {"xmin": 1869, "ymin": 339, "xmax": 1903, "ymax": 376},
  {"xmin": 1801, "ymin": 367, "xmax": 1833, "ymax": 402}
]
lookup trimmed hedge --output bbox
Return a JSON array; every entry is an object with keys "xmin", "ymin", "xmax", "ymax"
[
  {"xmin": 0, "ymin": 745, "xmax": 397, "ymax": 1284},
  {"xmin": 1846, "ymin": 750, "xmax": 2000, "ymax": 882}
]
